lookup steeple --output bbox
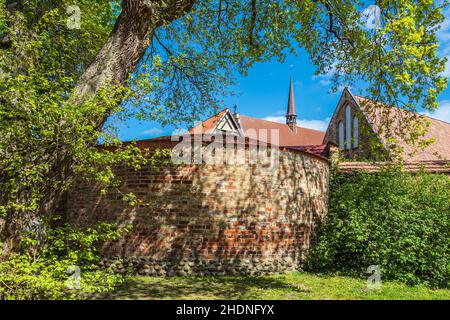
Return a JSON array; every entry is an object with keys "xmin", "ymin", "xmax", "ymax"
[{"xmin": 286, "ymin": 68, "xmax": 297, "ymax": 132}]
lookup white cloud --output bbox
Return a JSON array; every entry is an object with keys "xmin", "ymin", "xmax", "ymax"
[
  {"xmin": 140, "ymin": 128, "xmax": 164, "ymax": 137},
  {"xmin": 319, "ymin": 79, "xmax": 331, "ymax": 86},
  {"xmin": 423, "ymin": 100, "xmax": 450, "ymax": 123},
  {"xmin": 263, "ymin": 116, "xmax": 286, "ymax": 123},
  {"xmin": 262, "ymin": 115, "xmax": 330, "ymax": 131},
  {"xmin": 312, "ymin": 68, "xmax": 351, "ymax": 93},
  {"xmin": 312, "ymin": 62, "xmax": 338, "ymax": 87},
  {"xmin": 312, "ymin": 72, "xmax": 332, "ymax": 87},
  {"xmin": 298, "ymin": 118, "xmax": 331, "ymax": 131}
]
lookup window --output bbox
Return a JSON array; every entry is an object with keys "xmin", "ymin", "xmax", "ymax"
[
  {"xmin": 353, "ymin": 116, "xmax": 359, "ymax": 148},
  {"xmin": 345, "ymin": 105, "xmax": 351, "ymax": 149},
  {"xmin": 338, "ymin": 121, "xmax": 344, "ymax": 150}
]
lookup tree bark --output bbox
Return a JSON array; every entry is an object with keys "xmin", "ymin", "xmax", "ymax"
[
  {"xmin": 1, "ymin": 0, "xmax": 196, "ymax": 256},
  {"xmin": 75, "ymin": 0, "xmax": 195, "ymax": 103},
  {"xmin": 46, "ymin": 0, "xmax": 196, "ymax": 217}
]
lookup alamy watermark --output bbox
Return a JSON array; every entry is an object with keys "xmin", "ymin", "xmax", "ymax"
[
  {"xmin": 66, "ymin": 265, "xmax": 81, "ymax": 290},
  {"xmin": 67, "ymin": 5, "xmax": 81, "ymax": 30},
  {"xmin": 171, "ymin": 124, "xmax": 280, "ymax": 175},
  {"xmin": 361, "ymin": 5, "xmax": 381, "ymax": 30},
  {"xmin": 366, "ymin": 265, "xmax": 382, "ymax": 290}
]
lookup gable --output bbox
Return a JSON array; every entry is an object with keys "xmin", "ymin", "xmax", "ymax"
[
  {"xmin": 212, "ymin": 110, "xmax": 243, "ymax": 136},
  {"xmin": 323, "ymin": 88, "xmax": 389, "ymax": 160},
  {"xmin": 188, "ymin": 108, "xmax": 241, "ymax": 134},
  {"xmin": 323, "ymin": 88, "xmax": 366, "ymax": 146},
  {"xmin": 324, "ymin": 88, "xmax": 450, "ymax": 162},
  {"xmin": 323, "ymin": 89, "xmax": 354, "ymax": 145}
]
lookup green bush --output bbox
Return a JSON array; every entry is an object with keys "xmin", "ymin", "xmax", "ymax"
[
  {"xmin": 308, "ymin": 169, "xmax": 450, "ymax": 288},
  {"xmin": 0, "ymin": 221, "xmax": 126, "ymax": 300}
]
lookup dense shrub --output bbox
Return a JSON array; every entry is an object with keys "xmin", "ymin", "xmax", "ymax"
[
  {"xmin": 0, "ymin": 221, "xmax": 125, "ymax": 300},
  {"xmin": 308, "ymin": 169, "xmax": 450, "ymax": 288}
]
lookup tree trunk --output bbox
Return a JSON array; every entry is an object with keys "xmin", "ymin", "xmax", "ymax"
[
  {"xmin": 1, "ymin": 0, "xmax": 196, "ymax": 256},
  {"xmin": 47, "ymin": 0, "xmax": 196, "ymax": 218},
  {"xmin": 76, "ymin": 0, "xmax": 195, "ymax": 102}
]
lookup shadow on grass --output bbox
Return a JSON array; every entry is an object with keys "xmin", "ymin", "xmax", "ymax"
[{"xmin": 102, "ymin": 275, "xmax": 311, "ymax": 300}]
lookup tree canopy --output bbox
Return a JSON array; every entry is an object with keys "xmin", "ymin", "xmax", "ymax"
[{"xmin": 0, "ymin": 0, "xmax": 448, "ymax": 253}]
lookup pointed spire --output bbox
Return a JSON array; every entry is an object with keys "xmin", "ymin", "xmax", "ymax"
[
  {"xmin": 286, "ymin": 66, "xmax": 297, "ymax": 132},
  {"xmin": 287, "ymin": 74, "xmax": 296, "ymax": 115}
]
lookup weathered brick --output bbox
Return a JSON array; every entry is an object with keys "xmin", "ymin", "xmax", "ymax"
[{"xmin": 64, "ymin": 147, "xmax": 329, "ymax": 275}]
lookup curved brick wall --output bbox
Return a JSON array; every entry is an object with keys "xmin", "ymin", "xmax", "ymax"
[{"xmin": 65, "ymin": 147, "xmax": 329, "ymax": 276}]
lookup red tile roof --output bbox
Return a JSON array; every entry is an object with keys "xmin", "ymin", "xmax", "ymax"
[
  {"xmin": 289, "ymin": 144, "xmax": 328, "ymax": 157},
  {"xmin": 112, "ymin": 135, "xmax": 329, "ymax": 163},
  {"xmin": 188, "ymin": 108, "xmax": 229, "ymax": 135},
  {"xmin": 354, "ymin": 96, "xmax": 450, "ymax": 162},
  {"xmin": 190, "ymin": 108, "xmax": 325, "ymax": 147},
  {"xmin": 239, "ymin": 115, "xmax": 325, "ymax": 147},
  {"xmin": 338, "ymin": 161, "xmax": 450, "ymax": 173}
]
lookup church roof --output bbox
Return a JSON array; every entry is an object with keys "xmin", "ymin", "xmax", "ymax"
[
  {"xmin": 289, "ymin": 144, "xmax": 329, "ymax": 157},
  {"xmin": 353, "ymin": 94, "xmax": 450, "ymax": 162},
  {"xmin": 238, "ymin": 115, "xmax": 324, "ymax": 146},
  {"xmin": 338, "ymin": 160, "xmax": 450, "ymax": 173},
  {"xmin": 189, "ymin": 108, "xmax": 325, "ymax": 147}
]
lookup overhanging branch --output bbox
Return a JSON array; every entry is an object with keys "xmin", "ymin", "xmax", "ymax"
[{"xmin": 317, "ymin": 0, "xmax": 355, "ymax": 49}]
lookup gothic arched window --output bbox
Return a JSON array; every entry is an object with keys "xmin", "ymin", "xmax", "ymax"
[
  {"xmin": 345, "ymin": 105, "xmax": 352, "ymax": 149},
  {"xmin": 353, "ymin": 116, "xmax": 359, "ymax": 148},
  {"xmin": 338, "ymin": 121, "xmax": 344, "ymax": 150}
]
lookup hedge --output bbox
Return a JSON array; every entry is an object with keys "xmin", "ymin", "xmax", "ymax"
[{"xmin": 307, "ymin": 169, "xmax": 450, "ymax": 288}]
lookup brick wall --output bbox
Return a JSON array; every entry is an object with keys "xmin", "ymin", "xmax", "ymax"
[{"xmin": 65, "ymin": 145, "xmax": 329, "ymax": 276}]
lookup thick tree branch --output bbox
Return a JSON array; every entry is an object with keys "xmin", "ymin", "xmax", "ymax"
[
  {"xmin": 34, "ymin": 0, "xmax": 196, "ymax": 221},
  {"xmin": 318, "ymin": 0, "xmax": 355, "ymax": 49},
  {"xmin": 247, "ymin": 0, "xmax": 258, "ymax": 48},
  {"xmin": 74, "ymin": 0, "xmax": 196, "ymax": 104}
]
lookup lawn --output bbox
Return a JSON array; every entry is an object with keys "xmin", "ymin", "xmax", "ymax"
[{"xmin": 102, "ymin": 272, "xmax": 450, "ymax": 300}]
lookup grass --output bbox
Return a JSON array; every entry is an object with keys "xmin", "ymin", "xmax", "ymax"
[{"xmin": 102, "ymin": 272, "xmax": 450, "ymax": 300}]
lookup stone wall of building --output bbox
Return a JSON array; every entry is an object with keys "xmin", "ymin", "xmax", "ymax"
[
  {"xmin": 65, "ymin": 144, "xmax": 329, "ymax": 276},
  {"xmin": 323, "ymin": 90, "xmax": 388, "ymax": 161}
]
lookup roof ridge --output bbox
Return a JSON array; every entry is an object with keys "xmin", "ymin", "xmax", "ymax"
[
  {"xmin": 239, "ymin": 114, "xmax": 326, "ymax": 133},
  {"xmin": 354, "ymin": 95, "xmax": 450, "ymax": 126}
]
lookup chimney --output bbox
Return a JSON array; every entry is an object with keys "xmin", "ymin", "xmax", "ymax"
[{"xmin": 286, "ymin": 73, "xmax": 297, "ymax": 133}]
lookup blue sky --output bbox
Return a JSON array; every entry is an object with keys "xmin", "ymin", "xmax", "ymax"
[{"xmin": 117, "ymin": 7, "xmax": 450, "ymax": 142}]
